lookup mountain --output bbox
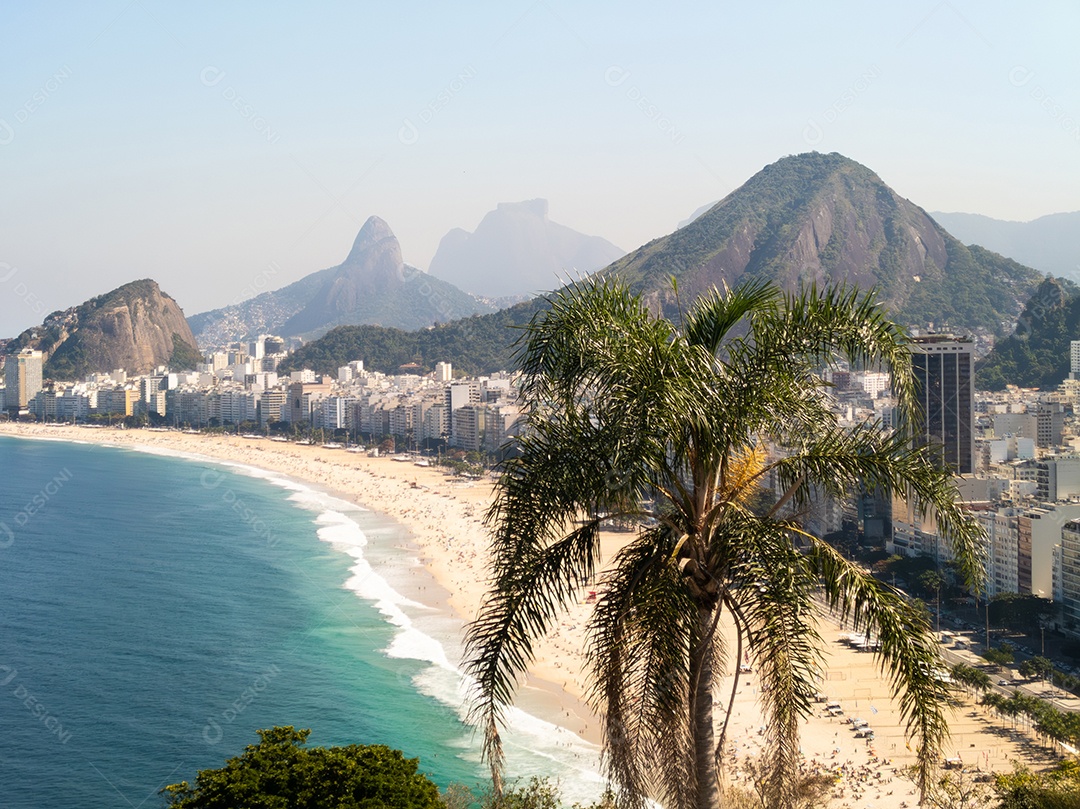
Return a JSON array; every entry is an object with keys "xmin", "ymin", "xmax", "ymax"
[
  {"xmin": 679, "ymin": 200, "xmax": 717, "ymax": 229},
  {"xmin": 190, "ymin": 217, "xmax": 494, "ymax": 346},
  {"xmin": 930, "ymin": 211, "xmax": 1080, "ymax": 281},
  {"xmin": 277, "ymin": 301, "xmax": 545, "ymax": 378},
  {"xmin": 427, "ymin": 199, "xmax": 626, "ymax": 298},
  {"xmin": 8, "ymin": 279, "xmax": 201, "ymax": 379},
  {"xmin": 278, "ymin": 153, "xmax": 1049, "ymax": 377},
  {"xmin": 977, "ymin": 276, "xmax": 1080, "ymax": 390},
  {"xmin": 187, "ymin": 267, "xmax": 338, "ymax": 347},
  {"xmin": 604, "ymin": 152, "xmax": 1044, "ymax": 339}
]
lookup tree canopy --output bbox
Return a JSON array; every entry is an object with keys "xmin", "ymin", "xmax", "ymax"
[
  {"xmin": 465, "ymin": 277, "xmax": 984, "ymax": 809},
  {"xmin": 976, "ymin": 275, "xmax": 1080, "ymax": 391},
  {"xmin": 989, "ymin": 592, "xmax": 1056, "ymax": 632},
  {"xmin": 161, "ymin": 726, "xmax": 442, "ymax": 809}
]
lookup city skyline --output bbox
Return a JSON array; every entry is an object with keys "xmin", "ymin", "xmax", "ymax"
[{"xmin": 1, "ymin": 2, "xmax": 1078, "ymax": 337}]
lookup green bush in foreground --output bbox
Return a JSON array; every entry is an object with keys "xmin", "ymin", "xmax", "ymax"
[{"xmin": 161, "ymin": 726, "xmax": 442, "ymax": 809}]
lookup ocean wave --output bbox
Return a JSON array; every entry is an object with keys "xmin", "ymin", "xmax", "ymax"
[
  {"xmin": 301, "ymin": 508, "xmax": 605, "ymax": 797},
  {"xmin": 310, "ymin": 511, "xmax": 450, "ymax": 670},
  {"xmin": 20, "ymin": 434, "xmax": 606, "ymax": 799}
]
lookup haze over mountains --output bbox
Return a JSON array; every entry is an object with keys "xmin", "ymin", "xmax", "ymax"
[
  {"xmin": 930, "ymin": 210, "xmax": 1080, "ymax": 282},
  {"xmin": 284, "ymin": 152, "xmax": 1048, "ymax": 377},
  {"xmin": 189, "ymin": 217, "xmax": 495, "ymax": 346},
  {"xmin": 7, "ymin": 152, "xmax": 1061, "ymax": 383},
  {"xmin": 427, "ymin": 199, "xmax": 626, "ymax": 299}
]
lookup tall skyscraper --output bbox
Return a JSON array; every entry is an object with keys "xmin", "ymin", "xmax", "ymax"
[
  {"xmin": 4, "ymin": 349, "xmax": 44, "ymax": 412},
  {"xmin": 910, "ymin": 335, "xmax": 974, "ymax": 475},
  {"xmin": 1071, "ymin": 340, "xmax": 1080, "ymax": 380}
]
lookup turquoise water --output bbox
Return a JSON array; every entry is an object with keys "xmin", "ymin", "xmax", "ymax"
[{"xmin": 0, "ymin": 435, "xmax": 601, "ymax": 808}]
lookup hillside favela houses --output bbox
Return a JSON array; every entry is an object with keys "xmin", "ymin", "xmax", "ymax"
[{"xmin": 8, "ymin": 329, "xmax": 1080, "ymax": 637}]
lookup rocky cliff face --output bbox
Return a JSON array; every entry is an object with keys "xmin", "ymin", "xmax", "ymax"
[
  {"xmin": 191, "ymin": 217, "xmax": 494, "ymax": 345},
  {"xmin": 279, "ymin": 216, "xmax": 493, "ymax": 339},
  {"xmin": 428, "ymin": 199, "xmax": 626, "ymax": 298},
  {"xmin": 282, "ymin": 216, "xmax": 407, "ymax": 335},
  {"xmin": 10, "ymin": 279, "xmax": 200, "ymax": 379},
  {"xmin": 607, "ymin": 152, "xmax": 1043, "ymax": 338}
]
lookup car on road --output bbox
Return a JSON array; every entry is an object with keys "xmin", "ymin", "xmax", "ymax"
[{"xmin": 998, "ymin": 679, "xmax": 1011, "ymax": 686}]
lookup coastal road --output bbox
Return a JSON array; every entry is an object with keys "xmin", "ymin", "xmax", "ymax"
[{"xmin": 937, "ymin": 641, "xmax": 1080, "ymax": 713}]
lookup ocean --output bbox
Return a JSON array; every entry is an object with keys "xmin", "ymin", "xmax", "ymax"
[{"xmin": 0, "ymin": 435, "xmax": 602, "ymax": 808}]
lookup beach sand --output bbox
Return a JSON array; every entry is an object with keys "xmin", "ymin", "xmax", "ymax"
[{"xmin": 0, "ymin": 423, "xmax": 1061, "ymax": 807}]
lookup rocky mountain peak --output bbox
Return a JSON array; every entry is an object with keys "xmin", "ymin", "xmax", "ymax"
[
  {"xmin": 496, "ymin": 199, "xmax": 549, "ymax": 218},
  {"xmin": 343, "ymin": 215, "xmax": 399, "ymax": 267},
  {"xmin": 606, "ymin": 151, "xmax": 1042, "ymax": 339},
  {"xmin": 9, "ymin": 279, "xmax": 200, "ymax": 379},
  {"xmin": 428, "ymin": 199, "xmax": 625, "ymax": 298}
]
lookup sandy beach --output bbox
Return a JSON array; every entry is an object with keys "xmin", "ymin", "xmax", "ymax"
[{"xmin": 0, "ymin": 422, "xmax": 1062, "ymax": 807}]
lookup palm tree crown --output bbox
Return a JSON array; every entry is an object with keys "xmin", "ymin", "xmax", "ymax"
[{"xmin": 465, "ymin": 277, "xmax": 984, "ymax": 809}]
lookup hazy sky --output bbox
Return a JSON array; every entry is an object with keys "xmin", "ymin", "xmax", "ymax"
[{"xmin": 1, "ymin": 2, "xmax": 1078, "ymax": 336}]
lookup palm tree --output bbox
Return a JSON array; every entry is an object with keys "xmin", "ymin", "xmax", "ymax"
[{"xmin": 464, "ymin": 277, "xmax": 984, "ymax": 809}]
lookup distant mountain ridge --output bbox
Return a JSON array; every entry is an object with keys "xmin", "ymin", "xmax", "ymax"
[
  {"xmin": 190, "ymin": 217, "xmax": 494, "ymax": 346},
  {"xmin": 9, "ymin": 279, "xmax": 201, "ymax": 379},
  {"xmin": 428, "ymin": 199, "xmax": 626, "ymax": 298},
  {"xmin": 930, "ymin": 210, "xmax": 1080, "ymax": 281},
  {"xmin": 282, "ymin": 153, "xmax": 1049, "ymax": 377}
]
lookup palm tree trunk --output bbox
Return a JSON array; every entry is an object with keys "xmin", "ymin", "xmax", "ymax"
[{"xmin": 691, "ymin": 603, "xmax": 721, "ymax": 809}]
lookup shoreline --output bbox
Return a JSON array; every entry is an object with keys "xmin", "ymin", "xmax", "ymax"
[
  {"xmin": 0, "ymin": 422, "xmax": 1063, "ymax": 808},
  {"xmin": 0, "ymin": 423, "xmax": 604, "ymax": 748}
]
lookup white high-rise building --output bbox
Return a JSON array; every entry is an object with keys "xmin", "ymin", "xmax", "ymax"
[
  {"xmin": 4, "ymin": 349, "xmax": 43, "ymax": 411},
  {"xmin": 435, "ymin": 362, "xmax": 453, "ymax": 383},
  {"xmin": 1071, "ymin": 340, "xmax": 1080, "ymax": 379}
]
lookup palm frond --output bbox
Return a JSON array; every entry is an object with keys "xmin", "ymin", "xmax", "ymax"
[
  {"xmin": 766, "ymin": 422, "xmax": 987, "ymax": 592},
  {"xmin": 806, "ymin": 537, "xmax": 950, "ymax": 801},
  {"xmin": 588, "ymin": 528, "xmax": 698, "ymax": 809},
  {"xmin": 684, "ymin": 278, "xmax": 780, "ymax": 357},
  {"xmin": 464, "ymin": 520, "xmax": 605, "ymax": 776},
  {"xmin": 726, "ymin": 517, "xmax": 824, "ymax": 807},
  {"xmin": 744, "ymin": 283, "xmax": 918, "ymax": 423}
]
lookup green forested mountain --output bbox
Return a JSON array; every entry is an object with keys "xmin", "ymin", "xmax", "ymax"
[
  {"xmin": 277, "ymin": 299, "xmax": 546, "ymax": 377},
  {"xmin": 605, "ymin": 152, "xmax": 1042, "ymax": 336},
  {"xmin": 976, "ymin": 276, "xmax": 1080, "ymax": 390},
  {"xmin": 280, "ymin": 153, "xmax": 1047, "ymax": 377}
]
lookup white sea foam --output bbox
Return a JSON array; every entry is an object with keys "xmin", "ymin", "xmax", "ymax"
[
  {"xmin": 297, "ymin": 503, "xmax": 605, "ymax": 798},
  {"xmin": 23, "ymin": 435, "xmax": 607, "ymax": 800}
]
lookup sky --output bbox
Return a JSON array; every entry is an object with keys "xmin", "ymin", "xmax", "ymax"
[{"xmin": 1, "ymin": 1, "xmax": 1078, "ymax": 337}]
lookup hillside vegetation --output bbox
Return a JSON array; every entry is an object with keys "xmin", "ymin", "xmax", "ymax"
[
  {"xmin": 277, "ymin": 299, "xmax": 545, "ymax": 376},
  {"xmin": 281, "ymin": 153, "xmax": 1048, "ymax": 379},
  {"xmin": 977, "ymin": 276, "xmax": 1080, "ymax": 390}
]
